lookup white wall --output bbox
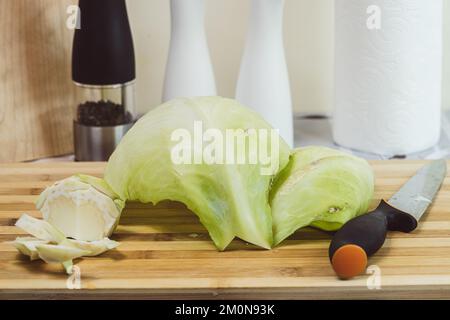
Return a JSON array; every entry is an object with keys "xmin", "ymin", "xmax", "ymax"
[
  {"xmin": 443, "ymin": 0, "xmax": 450, "ymax": 111},
  {"xmin": 127, "ymin": 0, "xmax": 448, "ymax": 116}
]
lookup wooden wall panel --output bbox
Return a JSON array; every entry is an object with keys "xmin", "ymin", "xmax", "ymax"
[{"xmin": 0, "ymin": 0, "xmax": 79, "ymax": 162}]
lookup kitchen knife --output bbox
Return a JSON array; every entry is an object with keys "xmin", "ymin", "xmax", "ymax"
[{"xmin": 329, "ymin": 159, "xmax": 447, "ymax": 279}]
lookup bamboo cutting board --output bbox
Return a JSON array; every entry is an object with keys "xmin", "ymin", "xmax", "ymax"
[{"xmin": 0, "ymin": 161, "xmax": 449, "ymax": 299}]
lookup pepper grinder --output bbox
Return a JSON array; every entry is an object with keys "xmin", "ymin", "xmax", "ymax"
[{"xmin": 72, "ymin": 0, "xmax": 136, "ymax": 161}]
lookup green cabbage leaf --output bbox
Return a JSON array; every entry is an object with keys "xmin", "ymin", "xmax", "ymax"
[{"xmin": 105, "ymin": 97, "xmax": 291, "ymax": 250}]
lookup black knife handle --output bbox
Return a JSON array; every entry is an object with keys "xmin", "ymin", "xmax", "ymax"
[{"xmin": 329, "ymin": 200, "xmax": 418, "ymax": 279}]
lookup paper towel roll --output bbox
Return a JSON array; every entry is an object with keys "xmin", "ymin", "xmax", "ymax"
[{"xmin": 333, "ymin": 0, "xmax": 442, "ymax": 155}]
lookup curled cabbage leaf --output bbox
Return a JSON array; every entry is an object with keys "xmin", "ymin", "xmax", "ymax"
[
  {"xmin": 105, "ymin": 97, "xmax": 291, "ymax": 250},
  {"xmin": 270, "ymin": 147, "xmax": 374, "ymax": 246},
  {"xmin": 13, "ymin": 214, "xmax": 119, "ymax": 274},
  {"xmin": 15, "ymin": 213, "xmax": 65, "ymax": 243},
  {"xmin": 11, "ymin": 237, "xmax": 49, "ymax": 261}
]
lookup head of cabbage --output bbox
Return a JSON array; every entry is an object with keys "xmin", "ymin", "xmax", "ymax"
[{"xmin": 104, "ymin": 97, "xmax": 291, "ymax": 250}]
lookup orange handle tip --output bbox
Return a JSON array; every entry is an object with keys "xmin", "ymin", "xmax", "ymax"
[{"xmin": 331, "ymin": 244, "xmax": 368, "ymax": 280}]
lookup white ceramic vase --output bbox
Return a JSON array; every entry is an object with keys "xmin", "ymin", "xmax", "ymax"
[
  {"xmin": 236, "ymin": 0, "xmax": 293, "ymax": 147},
  {"xmin": 162, "ymin": 0, "xmax": 217, "ymax": 102}
]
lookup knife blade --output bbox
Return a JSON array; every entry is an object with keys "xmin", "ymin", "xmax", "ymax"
[
  {"xmin": 388, "ymin": 159, "xmax": 447, "ymax": 222},
  {"xmin": 328, "ymin": 160, "xmax": 447, "ymax": 280}
]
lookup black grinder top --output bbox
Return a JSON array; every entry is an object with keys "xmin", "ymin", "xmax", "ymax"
[{"xmin": 72, "ymin": 0, "xmax": 135, "ymax": 86}]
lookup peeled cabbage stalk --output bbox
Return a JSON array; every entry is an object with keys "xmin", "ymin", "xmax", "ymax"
[
  {"xmin": 36, "ymin": 175, "xmax": 123, "ymax": 241},
  {"xmin": 270, "ymin": 147, "xmax": 374, "ymax": 245},
  {"xmin": 105, "ymin": 97, "xmax": 291, "ymax": 250}
]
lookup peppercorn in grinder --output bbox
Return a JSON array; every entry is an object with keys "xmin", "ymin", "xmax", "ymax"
[{"xmin": 72, "ymin": 0, "xmax": 136, "ymax": 161}]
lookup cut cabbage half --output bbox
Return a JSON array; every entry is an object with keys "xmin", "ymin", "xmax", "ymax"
[{"xmin": 270, "ymin": 147, "xmax": 374, "ymax": 246}]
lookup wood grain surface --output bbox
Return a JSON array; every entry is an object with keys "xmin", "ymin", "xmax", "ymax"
[
  {"xmin": 0, "ymin": 0, "xmax": 79, "ymax": 162},
  {"xmin": 0, "ymin": 161, "xmax": 449, "ymax": 299}
]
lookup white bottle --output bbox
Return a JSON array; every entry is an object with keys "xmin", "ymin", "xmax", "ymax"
[
  {"xmin": 236, "ymin": 0, "xmax": 293, "ymax": 147},
  {"xmin": 163, "ymin": 0, "xmax": 217, "ymax": 102}
]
